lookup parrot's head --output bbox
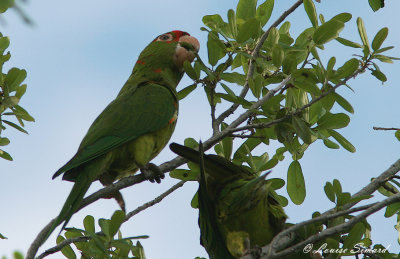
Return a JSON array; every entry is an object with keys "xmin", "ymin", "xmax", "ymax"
[
  {"xmin": 153, "ymin": 30, "xmax": 200, "ymax": 70},
  {"xmin": 130, "ymin": 30, "xmax": 200, "ymax": 90}
]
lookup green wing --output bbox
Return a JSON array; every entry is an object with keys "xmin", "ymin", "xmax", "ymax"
[{"xmin": 54, "ymin": 83, "xmax": 177, "ymax": 178}]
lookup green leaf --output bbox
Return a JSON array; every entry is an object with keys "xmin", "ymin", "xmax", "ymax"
[
  {"xmin": 183, "ymin": 60, "xmax": 198, "ymax": 80},
  {"xmin": 331, "ymin": 13, "xmax": 352, "ymax": 23},
  {"xmin": 336, "ymin": 37, "xmax": 363, "ymax": 48},
  {"xmin": 384, "ymin": 202, "xmax": 400, "ymax": 217},
  {"xmin": 303, "ymin": 0, "xmax": 318, "ymax": 28},
  {"xmin": 395, "ymin": 130, "xmax": 400, "ymax": 141},
  {"xmin": 371, "ymin": 69, "xmax": 387, "ymax": 82},
  {"xmin": 178, "ymin": 84, "xmax": 197, "ymax": 100},
  {"xmin": 202, "ymin": 14, "xmax": 226, "ymax": 32},
  {"xmin": 170, "ymin": 169, "xmax": 198, "ymax": 181},
  {"xmin": 372, "ymin": 27, "xmax": 388, "ymax": 51},
  {"xmin": 5, "ymin": 68, "xmax": 27, "ymax": 92},
  {"xmin": 207, "ymin": 32, "xmax": 226, "ymax": 66},
  {"xmin": 233, "ymin": 138, "xmax": 262, "ymax": 162},
  {"xmin": 220, "ymin": 122, "xmax": 233, "ymax": 159},
  {"xmin": 327, "ymin": 129, "xmax": 356, "ymax": 153},
  {"xmin": 287, "ymin": 160, "xmax": 306, "ymax": 205},
  {"xmin": 15, "ymin": 84, "xmax": 27, "ymax": 99},
  {"xmin": 256, "ymin": 0, "xmax": 274, "ymax": 27},
  {"xmin": 375, "ymin": 46, "xmax": 394, "ymax": 53},
  {"xmin": 323, "ymin": 138, "xmax": 340, "ymax": 149},
  {"xmin": 0, "ymin": 149, "xmax": 12, "ymax": 161},
  {"xmin": 343, "ymin": 222, "xmax": 365, "ymax": 249},
  {"xmin": 333, "ymin": 93, "xmax": 354, "ymax": 114},
  {"xmin": 98, "ymin": 218, "xmax": 110, "ymax": 238},
  {"xmin": 0, "ymin": 0, "xmax": 14, "ymax": 13},
  {"xmin": 374, "ymin": 54, "xmax": 395, "ymax": 63},
  {"xmin": 3, "ymin": 96, "xmax": 19, "ymax": 108},
  {"xmin": 236, "ymin": 0, "xmax": 257, "ymax": 22},
  {"xmin": 357, "ymin": 17, "xmax": 370, "ymax": 51},
  {"xmin": 0, "ymin": 36, "xmax": 10, "ymax": 53},
  {"xmin": 271, "ymin": 44, "xmax": 284, "ymax": 68},
  {"xmin": 292, "ymin": 78, "xmax": 321, "ymax": 96},
  {"xmin": 264, "ymin": 27, "xmax": 279, "ymax": 49},
  {"xmin": 109, "ymin": 210, "xmax": 125, "ymax": 237},
  {"xmin": 13, "ymin": 105, "xmax": 35, "ymax": 122},
  {"xmin": 0, "ymin": 233, "xmax": 7, "ymax": 239},
  {"xmin": 282, "ymin": 53, "xmax": 297, "ymax": 74},
  {"xmin": 313, "ymin": 19, "xmax": 344, "ymax": 45},
  {"xmin": 318, "ymin": 113, "xmax": 350, "ymax": 129},
  {"xmin": 220, "ymin": 72, "xmax": 246, "ymax": 85},
  {"xmin": 236, "ymin": 18, "xmax": 260, "ymax": 43},
  {"xmin": 369, "ymin": 0, "xmax": 384, "ymax": 11},
  {"xmin": 191, "ymin": 191, "xmax": 199, "ymax": 209},
  {"xmin": 248, "ymin": 73, "xmax": 263, "ymax": 98},
  {"xmin": 332, "ymin": 179, "xmax": 342, "ymax": 195},
  {"xmin": 227, "ymin": 9, "xmax": 238, "ymax": 38},
  {"xmin": 335, "ymin": 58, "xmax": 359, "ymax": 79},
  {"xmin": 0, "ymin": 137, "xmax": 10, "ymax": 146},
  {"xmin": 57, "ymin": 236, "xmax": 77, "ymax": 259},
  {"xmin": 83, "ymin": 215, "xmax": 95, "ymax": 233},
  {"xmin": 326, "ymin": 57, "xmax": 336, "ymax": 78},
  {"xmin": 292, "ymin": 116, "xmax": 311, "ymax": 144},
  {"xmin": 324, "ymin": 182, "xmax": 336, "ymax": 203}
]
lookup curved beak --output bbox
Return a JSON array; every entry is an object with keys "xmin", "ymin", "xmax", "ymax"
[{"xmin": 174, "ymin": 35, "xmax": 200, "ymax": 69}]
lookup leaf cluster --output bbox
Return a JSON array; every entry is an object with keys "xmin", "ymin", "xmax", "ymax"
[{"xmin": 0, "ymin": 33, "xmax": 34, "ymax": 161}]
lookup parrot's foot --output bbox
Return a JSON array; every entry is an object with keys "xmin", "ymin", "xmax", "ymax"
[{"xmin": 141, "ymin": 163, "xmax": 165, "ymax": 184}]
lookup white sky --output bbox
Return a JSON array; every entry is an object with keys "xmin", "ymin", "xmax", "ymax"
[{"xmin": 0, "ymin": 0, "xmax": 400, "ymax": 258}]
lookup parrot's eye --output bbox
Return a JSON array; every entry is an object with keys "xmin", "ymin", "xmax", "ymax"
[{"xmin": 157, "ymin": 34, "xmax": 172, "ymax": 41}]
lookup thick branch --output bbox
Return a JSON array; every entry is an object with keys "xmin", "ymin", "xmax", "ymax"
[{"xmin": 215, "ymin": 0, "xmax": 303, "ymax": 125}]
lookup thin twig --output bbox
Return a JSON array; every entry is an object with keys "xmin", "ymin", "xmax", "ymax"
[
  {"xmin": 373, "ymin": 127, "xmax": 400, "ymax": 131},
  {"xmin": 215, "ymin": 0, "xmax": 303, "ymax": 125},
  {"xmin": 125, "ymin": 180, "xmax": 186, "ymax": 221},
  {"xmin": 230, "ymin": 134, "xmax": 267, "ymax": 139},
  {"xmin": 36, "ymin": 236, "xmax": 91, "ymax": 259}
]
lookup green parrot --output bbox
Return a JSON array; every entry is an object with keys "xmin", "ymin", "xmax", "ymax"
[
  {"xmin": 46, "ymin": 30, "xmax": 200, "ymax": 240},
  {"xmin": 169, "ymin": 142, "xmax": 287, "ymax": 259}
]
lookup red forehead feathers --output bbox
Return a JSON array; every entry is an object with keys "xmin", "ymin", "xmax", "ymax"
[{"xmin": 171, "ymin": 30, "xmax": 189, "ymax": 39}]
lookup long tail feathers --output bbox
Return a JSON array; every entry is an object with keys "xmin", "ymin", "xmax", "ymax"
[{"xmin": 44, "ymin": 172, "xmax": 93, "ymax": 243}]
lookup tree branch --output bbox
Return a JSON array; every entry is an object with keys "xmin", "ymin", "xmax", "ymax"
[
  {"xmin": 267, "ymin": 192, "xmax": 400, "ymax": 259},
  {"xmin": 373, "ymin": 127, "xmax": 400, "ymax": 131},
  {"xmin": 229, "ymin": 62, "xmax": 369, "ymax": 134},
  {"xmin": 125, "ymin": 180, "xmax": 186, "ymax": 221},
  {"xmin": 35, "ymin": 180, "xmax": 186, "ymax": 258},
  {"xmin": 215, "ymin": 0, "xmax": 303, "ymax": 125},
  {"xmin": 240, "ymin": 157, "xmax": 400, "ymax": 259}
]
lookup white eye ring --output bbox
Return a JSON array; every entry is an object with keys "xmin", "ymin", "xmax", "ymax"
[{"xmin": 158, "ymin": 34, "xmax": 172, "ymax": 41}]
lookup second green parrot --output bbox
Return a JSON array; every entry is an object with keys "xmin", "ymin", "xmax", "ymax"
[
  {"xmin": 169, "ymin": 142, "xmax": 287, "ymax": 258},
  {"xmin": 46, "ymin": 31, "xmax": 200, "ymax": 241}
]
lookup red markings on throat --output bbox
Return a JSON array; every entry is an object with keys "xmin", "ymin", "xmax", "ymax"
[
  {"xmin": 136, "ymin": 60, "xmax": 146, "ymax": 65},
  {"xmin": 154, "ymin": 68, "xmax": 162, "ymax": 73}
]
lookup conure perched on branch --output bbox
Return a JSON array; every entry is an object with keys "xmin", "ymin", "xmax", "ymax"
[
  {"xmin": 46, "ymin": 31, "xmax": 200, "ymax": 240},
  {"xmin": 170, "ymin": 142, "xmax": 287, "ymax": 259}
]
